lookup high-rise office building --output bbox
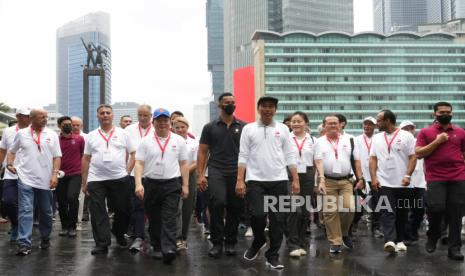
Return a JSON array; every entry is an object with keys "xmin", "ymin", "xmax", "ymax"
[
  {"xmin": 250, "ymin": 31, "xmax": 465, "ymax": 133},
  {"xmin": 223, "ymin": 0, "xmax": 353, "ymax": 93},
  {"xmin": 206, "ymin": 0, "xmax": 225, "ymax": 120},
  {"xmin": 56, "ymin": 12, "xmax": 111, "ymax": 131}
]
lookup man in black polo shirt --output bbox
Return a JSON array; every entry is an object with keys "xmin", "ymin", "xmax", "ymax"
[{"xmin": 197, "ymin": 92, "xmax": 245, "ymax": 258}]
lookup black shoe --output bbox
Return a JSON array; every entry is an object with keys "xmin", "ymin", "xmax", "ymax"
[
  {"xmin": 151, "ymin": 248, "xmax": 163, "ymax": 260},
  {"xmin": 16, "ymin": 245, "xmax": 31, "ymax": 256},
  {"xmin": 208, "ymin": 244, "xmax": 223, "ymax": 258},
  {"xmin": 40, "ymin": 239, "xmax": 50, "ymax": 250},
  {"xmin": 425, "ymin": 238, "xmax": 437, "ymax": 253},
  {"xmin": 342, "ymin": 236, "xmax": 354, "ymax": 249},
  {"xmin": 163, "ymin": 250, "xmax": 176, "ymax": 264},
  {"xmin": 244, "ymin": 242, "xmax": 266, "ymax": 261},
  {"xmin": 330, "ymin": 245, "xmax": 342, "ymax": 254},
  {"xmin": 91, "ymin": 246, "xmax": 108, "ymax": 255},
  {"xmin": 266, "ymin": 258, "xmax": 284, "ymax": 270},
  {"xmin": 448, "ymin": 249, "xmax": 464, "ymax": 261},
  {"xmin": 112, "ymin": 229, "xmax": 128, "ymax": 248},
  {"xmin": 225, "ymin": 244, "xmax": 236, "ymax": 256},
  {"xmin": 82, "ymin": 215, "xmax": 89, "ymax": 222},
  {"xmin": 59, "ymin": 229, "xmax": 68, "ymax": 237},
  {"xmin": 68, "ymin": 229, "xmax": 77, "ymax": 238}
]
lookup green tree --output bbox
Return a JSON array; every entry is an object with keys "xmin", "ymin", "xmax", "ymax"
[{"xmin": 0, "ymin": 102, "xmax": 11, "ymax": 113}]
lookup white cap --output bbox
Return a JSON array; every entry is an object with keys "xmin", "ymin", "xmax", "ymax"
[
  {"xmin": 399, "ymin": 120, "xmax": 415, "ymax": 129},
  {"xmin": 363, "ymin": 116, "xmax": 376, "ymax": 125},
  {"xmin": 16, "ymin": 107, "xmax": 31, "ymax": 116}
]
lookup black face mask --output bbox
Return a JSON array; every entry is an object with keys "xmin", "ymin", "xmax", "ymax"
[
  {"xmin": 437, "ymin": 115, "xmax": 452, "ymax": 125},
  {"xmin": 62, "ymin": 125, "xmax": 72, "ymax": 134},
  {"xmin": 223, "ymin": 104, "xmax": 236, "ymax": 115}
]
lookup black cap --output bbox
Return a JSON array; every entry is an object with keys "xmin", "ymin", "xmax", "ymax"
[{"xmin": 257, "ymin": 96, "xmax": 278, "ymax": 107}]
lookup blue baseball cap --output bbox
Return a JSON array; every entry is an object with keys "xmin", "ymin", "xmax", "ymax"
[{"xmin": 153, "ymin": 108, "xmax": 170, "ymax": 119}]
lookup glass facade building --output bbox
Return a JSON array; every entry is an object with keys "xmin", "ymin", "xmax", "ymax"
[
  {"xmin": 56, "ymin": 12, "xmax": 111, "ymax": 131},
  {"xmin": 207, "ymin": 0, "xmax": 224, "ymax": 120},
  {"xmin": 252, "ymin": 31, "xmax": 465, "ymax": 133},
  {"xmin": 224, "ymin": 0, "xmax": 354, "ymax": 93}
]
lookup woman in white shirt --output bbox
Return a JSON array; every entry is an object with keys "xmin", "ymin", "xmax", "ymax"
[{"xmin": 286, "ymin": 111, "xmax": 316, "ymax": 257}]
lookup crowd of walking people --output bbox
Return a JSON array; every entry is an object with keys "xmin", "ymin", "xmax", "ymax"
[{"xmin": 0, "ymin": 95, "xmax": 464, "ymax": 270}]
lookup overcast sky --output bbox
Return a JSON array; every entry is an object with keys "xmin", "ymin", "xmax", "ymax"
[{"xmin": 0, "ymin": 0, "xmax": 373, "ymax": 120}]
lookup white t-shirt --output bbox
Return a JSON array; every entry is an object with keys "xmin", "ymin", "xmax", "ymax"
[
  {"xmin": 370, "ymin": 129, "xmax": 415, "ymax": 188},
  {"xmin": 9, "ymin": 127, "xmax": 62, "ymax": 190},
  {"xmin": 290, "ymin": 132, "xmax": 315, "ymax": 173},
  {"xmin": 238, "ymin": 120, "xmax": 296, "ymax": 182},
  {"xmin": 410, "ymin": 138, "xmax": 426, "ymax": 189},
  {"xmin": 355, "ymin": 134, "xmax": 373, "ymax": 182},
  {"xmin": 125, "ymin": 123, "xmax": 155, "ymax": 176},
  {"xmin": 0, "ymin": 125, "xmax": 21, "ymax": 180},
  {"xmin": 314, "ymin": 134, "xmax": 359, "ymax": 178},
  {"xmin": 136, "ymin": 132, "xmax": 188, "ymax": 179},
  {"xmin": 84, "ymin": 126, "xmax": 136, "ymax": 182},
  {"xmin": 185, "ymin": 137, "xmax": 199, "ymax": 165},
  {"xmin": 79, "ymin": 131, "xmax": 88, "ymax": 142}
]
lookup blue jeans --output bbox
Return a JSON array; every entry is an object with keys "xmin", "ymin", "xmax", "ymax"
[{"xmin": 18, "ymin": 179, "xmax": 53, "ymax": 247}]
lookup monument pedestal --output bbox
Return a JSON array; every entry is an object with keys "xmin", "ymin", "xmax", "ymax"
[{"xmin": 83, "ymin": 68, "xmax": 106, "ymax": 133}]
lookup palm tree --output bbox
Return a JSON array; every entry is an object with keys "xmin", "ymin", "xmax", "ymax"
[{"xmin": 0, "ymin": 102, "xmax": 11, "ymax": 113}]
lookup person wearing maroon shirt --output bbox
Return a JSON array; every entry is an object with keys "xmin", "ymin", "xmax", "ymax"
[
  {"xmin": 56, "ymin": 116, "xmax": 85, "ymax": 237},
  {"xmin": 416, "ymin": 102, "xmax": 465, "ymax": 261}
]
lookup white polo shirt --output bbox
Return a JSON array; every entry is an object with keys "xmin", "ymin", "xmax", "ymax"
[
  {"xmin": 355, "ymin": 134, "xmax": 373, "ymax": 182},
  {"xmin": 84, "ymin": 126, "xmax": 135, "ymax": 182},
  {"xmin": 185, "ymin": 137, "xmax": 199, "ymax": 165},
  {"xmin": 370, "ymin": 129, "xmax": 415, "ymax": 188},
  {"xmin": 136, "ymin": 132, "xmax": 188, "ymax": 179},
  {"xmin": 125, "ymin": 122, "xmax": 155, "ymax": 175},
  {"xmin": 290, "ymin": 132, "xmax": 315, "ymax": 173},
  {"xmin": 410, "ymin": 138, "xmax": 426, "ymax": 189},
  {"xmin": 0, "ymin": 125, "xmax": 21, "ymax": 180},
  {"xmin": 9, "ymin": 127, "xmax": 62, "ymax": 190},
  {"xmin": 79, "ymin": 131, "xmax": 88, "ymax": 142},
  {"xmin": 314, "ymin": 134, "xmax": 359, "ymax": 178},
  {"xmin": 238, "ymin": 120, "xmax": 296, "ymax": 182}
]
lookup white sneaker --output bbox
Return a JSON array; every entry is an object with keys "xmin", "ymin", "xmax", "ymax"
[
  {"xmin": 299, "ymin": 248, "xmax": 307, "ymax": 256},
  {"xmin": 384, "ymin": 241, "xmax": 397, "ymax": 253},
  {"xmin": 289, "ymin": 249, "xmax": 301, "ymax": 257},
  {"xmin": 244, "ymin": 227, "xmax": 253, "ymax": 237},
  {"xmin": 396, "ymin": 242, "xmax": 407, "ymax": 251}
]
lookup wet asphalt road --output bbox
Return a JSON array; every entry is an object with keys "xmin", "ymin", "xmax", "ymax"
[{"xmin": 0, "ymin": 219, "xmax": 464, "ymax": 276}]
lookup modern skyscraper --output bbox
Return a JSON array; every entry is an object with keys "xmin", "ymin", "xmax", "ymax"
[
  {"xmin": 251, "ymin": 31, "xmax": 465, "ymax": 133},
  {"xmin": 223, "ymin": 0, "xmax": 354, "ymax": 93},
  {"xmin": 206, "ymin": 0, "xmax": 225, "ymax": 120},
  {"xmin": 111, "ymin": 101, "xmax": 139, "ymax": 126},
  {"xmin": 56, "ymin": 12, "xmax": 111, "ymax": 131}
]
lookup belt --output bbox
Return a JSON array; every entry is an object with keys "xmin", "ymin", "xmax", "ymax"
[{"xmin": 324, "ymin": 174, "xmax": 353, "ymax": 181}]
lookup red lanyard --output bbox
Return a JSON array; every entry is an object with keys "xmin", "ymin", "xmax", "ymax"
[
  {"xmin": 30, "ymin": 127, "xmax": 42, "ymax": 152},
  {"xmin": 15, "ymin": 125, "xmax": 19, "ymax": 132},
  {"xmin": 155, "ymin": 132, "xmax": 171, "ymax": 159},
  {"xmin": 138, "ymin": 124, "xmax": 151, "ymax": 138},
  {"xmin": 327, "ymin": 136, "xmax": 340, "ymax": 159},
  {"xmin": 384, "ymin": 129, "xmax": 400, "ymax": 155},
  {"xmin": 98, "ymin": 127, "xmax": 115, "ymax": 148},
  {"xmin": 293, "ymin": 136, "xmax": 307, "ymax": 158},
  {"xmin": 363, "ymin": 135, "xmax": 372, "ymax": 153}
]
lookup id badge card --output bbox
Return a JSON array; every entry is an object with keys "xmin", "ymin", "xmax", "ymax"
[
  {"xmin": 102, "ymin": 150, "xmax": 112, "ymax": 162},
  {"xmin": 386, "ymin": 157, "xmax": 395, "ymax": 170},
  {"xmin": 154, "ymin": 161, "xmax": 165, "ymax": 176},
  {"xmin": 332, "ymin": 161, "xmax": 342, "ymax": 174},
  {"xmin": 38, "ymin": 153, "xmax": 49, "ymax": 168},
  {"xmin": 297, "ymin": 161, "xmax": 307, "ymax": 173}
]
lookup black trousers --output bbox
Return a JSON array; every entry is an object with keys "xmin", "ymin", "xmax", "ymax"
[
  {"xmin": 405, "ymin": 187, "xmax": 425, "ymax": 240},
  {"xmin": 129, "ymin": 176, "xmax": 145, "ymax": 239},
  {"xmin": 287, "ymin": 168, "xmax": 314, "ymax": 251},
  {"xmin": 369, "ymin": 182, "xmax": 381, "ymax": 232},
  {"xmin": 380, "ymin": 186, "xmax": 413, "ymax": 243},
  {"xmin": 2, "ymin": 179, "xmax": 18, "ymax": 228},
  {"xmin": 56, "ymin": 175, "xmax": 81, "ymax": 230},
  {"xmin": 247, "ymin": 180, "xmax": 288, "ymax": 260},
  {"xmin": 207, "ymin": 167, "xmax": 243, "ymax": 245},
  {"xmin": 177, "ymin": 172, "xmax": 197, "ymax": 240},
  {"xmin": 426, "ymin": 181, "xmax": 465, "ymax": 251},
  {"xmin": 88, "ymin": 176, "xmax": 131, "ymax": 247},
  {"xmin": 144, "ymin": 177, "xmax": 181, "ymax": 255}
]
